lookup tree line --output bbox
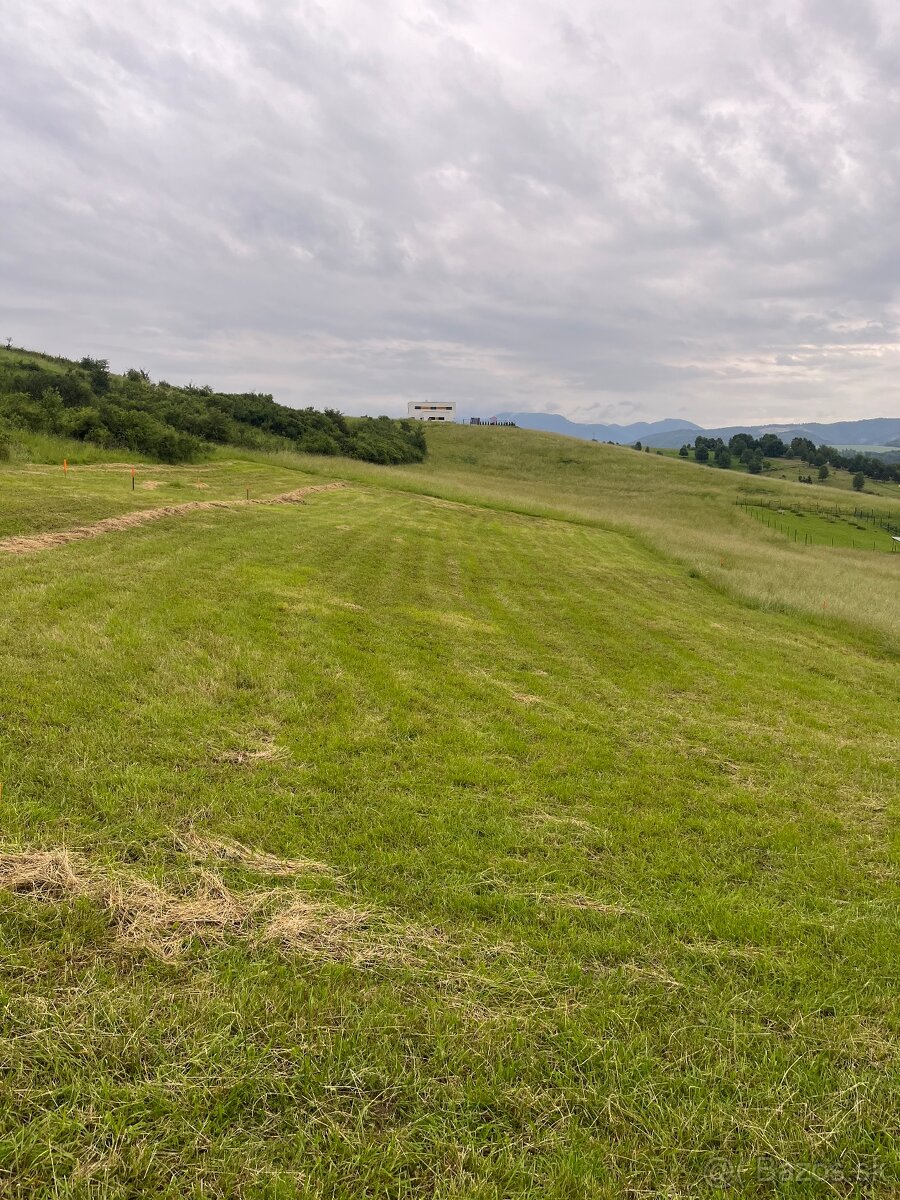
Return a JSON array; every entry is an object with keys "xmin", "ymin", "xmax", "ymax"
[
  {"xmin": 0, "ymin": 350, "xmax": 427, "ymax": 465},
  {"xmin": 662, "ymin": 432, "xmax": 900, "ymax": 484}
]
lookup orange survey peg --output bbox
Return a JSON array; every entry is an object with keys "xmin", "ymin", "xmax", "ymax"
[{"xmin": 63, "ymin": 458, "xmax": 68, "ymax": 475}]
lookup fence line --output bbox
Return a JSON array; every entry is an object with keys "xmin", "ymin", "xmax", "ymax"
[{"xmin": 734, "ymin": 500, "xmax": 900, "ymax": 551}]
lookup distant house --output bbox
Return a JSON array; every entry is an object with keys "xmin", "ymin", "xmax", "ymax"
[{"xmin": 407, "ymin": 401, "xmax": 456, "ymax": 422}]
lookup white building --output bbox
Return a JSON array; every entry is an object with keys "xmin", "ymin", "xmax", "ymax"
[{"xmin": 407, "ymin": 401, "xmax": 456, "ymax": 422}]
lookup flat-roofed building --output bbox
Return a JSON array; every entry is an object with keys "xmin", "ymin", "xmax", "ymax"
[{"xmin": 407, "ymin": 401, "xmax": 456, "ymax": 422}]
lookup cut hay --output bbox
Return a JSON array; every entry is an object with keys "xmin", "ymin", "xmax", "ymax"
[
  {"xmin": 0, "ymin": 848, "xmax": 271, "ymax": 957},
  {"xmin": 0, "ymin": 845, "xmax": 430, "ymax": 966},
  {"xmin": 105, "ymin": 869, "xmax": 273, "ymax": 957},
  {"xmin": 263, "ymin": 900, "xmax": 443, "ymax": 967},
  {"xmin": 0, "ymin": 482, "xmax": 349, "ymax": 555},
  {"xmin": 529, "ymin": 810, "xmax": 595, "ymax": 832},
  {"xmin": 263, "ymin": 897, "xmax": 372, "ymax": 959},
  {"xmin": 0, "ymin": 847, "xmax": 84, "ymax": 897},
  {"xmin": 211, "ymin": 740, "xmax": 291, "ymax": 766},
  {"xmin": 175, "ymin": 831, "xmax": 333, "ymax": 877}
]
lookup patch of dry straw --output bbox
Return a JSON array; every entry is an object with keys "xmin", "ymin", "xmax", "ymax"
[
  {"xmin": 0, "ymin": 844, "xmax": 430, "ymax": 965},
  {"xmin": 175, "ymin": 831, "xmax": 333, "ymax": 878}
]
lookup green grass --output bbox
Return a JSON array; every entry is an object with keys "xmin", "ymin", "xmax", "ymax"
[
  {"xmin": 6, "ymin": 428, "xmax": 144, "ymax": 466},
  {"xmin": 658, "ymin": 447, "xmax": 900, "ymax": 497},
  {"xmin": 271, "ymin": 427, "xmax": 900, "ymax": 646},
  {"xmin": 0, "ymin": 459, "xmax": 340, "ymax": 539},
  {"xmin": 0, "ymin": 428, "xmax": 898, "ymax": 1197},
  {"xmin": 741, "ymin": 504, "xmax": 900, "ymax": 553}
]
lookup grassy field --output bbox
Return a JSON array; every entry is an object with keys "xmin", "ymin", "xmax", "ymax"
[
  {"xmin": 740, "ymin": 507, "xmax": 899, "ymax": 553},
  {"xmin": 284, "ymin": 428, "xmax": 900, "ymax": 646},
  {"xmin": 0, "ymin": 429, "xmax": 898, "ymax": 1197},
  {"xmin": 0, "ymin": 457, "xmax": 341, "ymax": 539},
  {"xmin": 656, "ymin": 446, "xmax": 900, "ymax": 497}
]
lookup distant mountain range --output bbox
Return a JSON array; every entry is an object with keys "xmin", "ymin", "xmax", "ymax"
[{"xmin": 494, "ymin": 413, "xmax": 900, "ymax": 452}]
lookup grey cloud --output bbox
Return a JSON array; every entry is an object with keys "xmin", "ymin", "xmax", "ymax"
[{"xmin": 1, "ymin": 0, "xmax": 899, "ymax": 424}]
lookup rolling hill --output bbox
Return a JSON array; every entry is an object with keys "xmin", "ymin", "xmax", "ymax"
[
  {"xmin": 490, "ymin": 412, "xmax": 700, "ymax": 442},
  {"xmin": 499, "ymin": 411, "xmax": 900, "ymax": 450},
  {"xmin": 0, "ymin": 424, "xmax": 898, "ymax": 1197}
]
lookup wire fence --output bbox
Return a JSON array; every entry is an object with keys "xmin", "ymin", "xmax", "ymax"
[{"xmin": 735, "ymin": 499, "xmax": 900, "ymax": 551}]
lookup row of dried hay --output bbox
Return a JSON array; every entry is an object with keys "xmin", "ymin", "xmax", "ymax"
[
  {"xmin": 0, "ymin": 482, "xmax": 348, "ymax": 554},
  {"xmin": 174, "ymin": 830, "xmax": 333, "ymax": 878},
  {"xmin": 0, "ymin": 844, "xmax": 435, "ymax": 966}
]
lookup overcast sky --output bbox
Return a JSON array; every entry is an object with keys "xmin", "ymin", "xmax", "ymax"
[{"xmin": 2, "ymin": 0, "xmax": 899, "ymax": 424}]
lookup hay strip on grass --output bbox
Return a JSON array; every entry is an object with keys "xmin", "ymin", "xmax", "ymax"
[
  {"xmin": 0, "ymin": 849, "xmax": 272, "ymax": 957},
  {"xmin": 0, "ymin": 845, "xmax": 428, "ymax": 965},
  {"xmin": 175, "ymin": 832, "xmax": 334, "ymax": 878},
  {"xmin": 0, "ymin": 482, "xmax": 348, "ymax": 554}
]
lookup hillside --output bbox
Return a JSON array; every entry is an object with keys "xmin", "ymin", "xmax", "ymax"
[
  {"xmin": 1, "ymin": 426, "xmax": 898, "ymax": 1197},
  {"xmin": 0, "ymin": 347, "xmax": 426, "ymax": 465},
  {"xmin": 492, "ymin": 412, "xmax": 700, "ymax": 441},
  {"xmin": 501, "ymin": 410, "xmax": 900, "ymax": 450}
]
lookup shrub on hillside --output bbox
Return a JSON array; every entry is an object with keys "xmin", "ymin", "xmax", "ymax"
[
  {"xmin": 0, "ymin": 351, "xmax": 427, "ymax": 465},
  {"xmin": 346, "ymin": 417, "xmax": 426, "ymax": 464}
]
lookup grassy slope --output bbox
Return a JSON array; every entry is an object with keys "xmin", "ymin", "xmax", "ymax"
[
  {"xmin": 280, "ymin": 427, "xmax": 900, "ymax": 647},
  {"xmin": 0, "ymin": 430, "xmax": 898, "ymax": 1198},
  {"xmin": 656, "ymin": 446, "xmax": 900, "ymax": 497},
  {"xmin": 740, "ymin": 504, "xmax": 899, "ymax": 553},
  {"xmin": 0, "ymin": 459, "xmax": 341, "ymax": 539}
]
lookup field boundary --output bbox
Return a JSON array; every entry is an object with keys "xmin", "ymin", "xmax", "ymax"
[
  {"xmin": 0, "ymin": 482, "xmax": 348, "ymax": 554},
  {"xmin": 736, "ymin": 497, "xmax": 900, "ymax": 552}
]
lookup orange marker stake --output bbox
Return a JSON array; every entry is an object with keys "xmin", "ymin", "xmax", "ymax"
[{"xmin": 63, "ymin": 458, "xmax": 68, "ymax": 476}]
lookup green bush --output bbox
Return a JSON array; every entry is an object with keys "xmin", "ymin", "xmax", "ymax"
[{"xmin": 0, "ymin": 350, "xmax": 427, "ymax": 466}]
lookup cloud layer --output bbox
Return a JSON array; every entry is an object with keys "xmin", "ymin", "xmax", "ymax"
[{"xmin": 2, "ymin": 0, "xmax": 900, "ymax": 422}]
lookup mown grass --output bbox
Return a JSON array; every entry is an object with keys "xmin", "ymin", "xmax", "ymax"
[
  {"xmin": 0, "ymin": 459, "xmax": 341, "ymax": 539},
  {"xmin": 656, "ymin": 447, "xmax": 900, "ymax": 497},
  {"xmin": 740, "ymin": 504, "xmax": 899, "ymax": 553},
  {"xmin": 0, "ymin": 430, "xmax": 898, "ymax": 1197},
  {"xmin": 256, "ymin": 427, "xmax": 900, "ymax": 648}
]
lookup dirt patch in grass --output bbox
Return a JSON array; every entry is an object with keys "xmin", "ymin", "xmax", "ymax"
[
  {"xmin": 0, "ymin": 482, "xmax": 348, "ymax": 554},
  {"xmin": 139, "ymin": 480, "xmax": 164, "ymax": 490}
]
